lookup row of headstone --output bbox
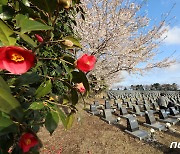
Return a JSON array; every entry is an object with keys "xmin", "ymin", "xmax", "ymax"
[{"xmin": 88, "ymin": 97, "xmax": 180, "ymax": 140}]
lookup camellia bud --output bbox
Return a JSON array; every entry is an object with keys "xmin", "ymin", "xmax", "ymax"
[
  {"xmin": 62, "ymin": 39, "xmax": 74, "ymax": 47},
  {"xmin": 58, "ymin": 0, "xmax": 72, "ymax": 9},
  {"xmin": 35, "ymin": 34, "xmax": 43, "ymax": 43},
  {"xmin": 76, "ymin": 83, "xmax": 86, "ymax": 93}
]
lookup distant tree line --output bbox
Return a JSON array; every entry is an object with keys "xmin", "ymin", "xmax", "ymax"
[{"xmin": 129, "ymin": 83, "xmax": 178, "ymax": 91}]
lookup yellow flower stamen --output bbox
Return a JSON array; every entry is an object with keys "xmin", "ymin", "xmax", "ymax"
[
  {"xmin": 25, "ymin": 139, "xmax": 31, "ymax": 145},
  {"xmin": 11, "ymin": 53, "xmax": 24, "ymax": 62},
  {"xmin": 86, "ymin": 61, "xmax": 90, "ymax": 65}
]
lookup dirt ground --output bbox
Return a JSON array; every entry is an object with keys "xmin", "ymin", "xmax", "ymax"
[{"xmin": 38, "ymin": 97, "xmax": 180, "ymax": 154}]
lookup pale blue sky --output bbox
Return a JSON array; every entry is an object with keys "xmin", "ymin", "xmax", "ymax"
[{"xmin": 117, "ymin": 0, "xmax": 180, "ymax": 87}]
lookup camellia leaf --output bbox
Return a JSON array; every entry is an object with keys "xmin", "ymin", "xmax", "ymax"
[
  {"xmin": 28, "ymin": 0, "xmax": 57, "ymax": 15},
  {"xmin": 35, "ymin": 80, "xmax": 52, "ymax": 98},
  {"xmin": 0, "ymin": 88, "xmax": 23, "ymax": 121},
  {"xmin": 15, "ymin": 14, "xmax": 53, "ymax": 34},
  {"xmin": 56, "ymin": 108, "xmax": 67, "ymax": 128},
  {"xmin": 0, "ymin": 116, "xmax": 18, "ymax": 136},
  {"xmin": 0, "ymin": 19, "xmax": 16, "ymax": 45},
  {"xmin": 62, "ymin": 81, "xmax": 79, "ymax": 105},
  {"xmin": 19, "ymin": 1, "xmax": 39, "ymax": 19},
  {"xmin": 15, "ymin": 72, "xmax": 40, "ymax": 87},
  {"xmin": 16, "ymin": 32, "xmax": 37, "ymax": 47},
  {"xmin": 63, "ymin": 55, "xmax": 76, "ymax": 69},
  {"xmin": 0, "ymin": 76, "xmax": 11, "ymax": 93},
  {"xmin": 0, "ymin": 5, "xmax": 15, "ymax": 20},
  {"xmin": 71, "ymin": 88, "xmax": 78, "ymax": 105},
  {"xmin": 45, "ymin": 111, "xmax": 59, "ymax": 135},
  {"xmin": 61, "ymin": 61, "xmax": 73, "ymax": 81},
  {"xmin": 0, "ymin": 0, "xmax": 8, "ymax": 5},
  {"xmin": 66, "ymin": 113, "xmax": 74, "ymax": 129},
  {"xmin": 28, "ymin": 102, "xmax": 44, "ymax": 110},
  {"xmin": 22, "ymin": 0, "xmax": 30, "ymax": 6}
]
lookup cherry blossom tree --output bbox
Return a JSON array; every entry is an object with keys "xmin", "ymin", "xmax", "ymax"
[{"xmin": 75, "ymin": 0, "xmax": 175, "ymax": 90}]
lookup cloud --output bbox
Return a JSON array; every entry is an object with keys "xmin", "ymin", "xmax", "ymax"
[
  {"xmin": 163, "ymin": 26, "xmax": 180, "ymax": 45},
  {"xmin": 166, "ymin": 62, "xmax": 180, "ymax": 72}
]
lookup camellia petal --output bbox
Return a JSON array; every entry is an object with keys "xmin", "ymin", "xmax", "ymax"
[
  {"xmin": 0, "ymin": 46, "xmax": 36, "ymax": 75},
  {"xmin": 19, "ymin": 133, "xmax": 38, "ymax": 153},
  {"xmin": 76, "ymin": 54, "xmax": 96, "ymax": 72},
  {"xmin": 0, "ymin": 47, "xmax": 7, "ymax": 70}
]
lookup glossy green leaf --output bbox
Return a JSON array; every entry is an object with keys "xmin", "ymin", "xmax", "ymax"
[
  {"xmin": 0, "ymin": 20, "xmax": 16, "ymax": 45},
  {"xmin": 0, "ymin": 116, "xmax": 17, "ymax": 136},
  {"xmin": 45, "ymin": 111, "xmax": 59, "ymax": 135},
  {"xmin": 15, "ymin": 14, "xmax": 53, "ymax": 34},
  {"xmin": 0, "ymin": 0, "xmax": 8, "ymax": 5},
  {"xmin": 29, "ymin": 102, "xmax": 44, "ymax": 110},
  {"xmin": 15, "ymin": 72, "xmax": 40, "ymax": 86},
  {"xmin": 0, "ymin": 88, "xmax": 23, "ymax": 121},
  {"xmin": 57, "ymin": 108, "xmax": 67, "ymax": 128},
  {"xmin": 66, "ymin": 113, "xmax": 74, "ymax": 129},
  {"xmin": 22, "ymin": 0, "xmax": 30, "ymax": 6},
  {"xmin": 63, "ymin": 55, "xmax": 75, "ymax": 69},
  {"xmin": 29, "ymin": 0, "xmax": 57, "ymax": 14},
  {"xmin": 35, "ymin": 80, "xmax": 52, "ymax": 98},
  {"xmin": 61, "ymin": 61, "xmax": 72, "ymax": 81},
  {"xmin": 71, "ymin": 88, "xmax": 78, "ymax": 105},
  {"xmin": 0, "ymin": 76, "xmax": 11, "ymax": 93},
  {"xmin": 19, "ymin": 1, "xmax": 39, "ymax": 19},
  {"xmin": 0, "ymin": 5, "xmax": 14, "ymax": 20},
  {"xmin": 17, "ymin": 32, "xmax": 37, "ymax": 47}
]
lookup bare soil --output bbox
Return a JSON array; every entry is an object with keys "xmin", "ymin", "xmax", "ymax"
[{"xmin": 38, "ymin": 97, "xmax": 180, "ymax": 154}]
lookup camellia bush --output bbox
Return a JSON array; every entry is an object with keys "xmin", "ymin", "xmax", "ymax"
[{"xmin": 0, "ymin": 0, "xmax": 96, "ymax": 153}]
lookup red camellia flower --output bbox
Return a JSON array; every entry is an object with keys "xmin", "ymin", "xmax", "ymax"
[
  {"xmin": 35, "ymin": 34, "xmax": 44, "ymax": 42},
  {"xmin": 76, "ymin": 54, "xmax": 96, "ymax": 73},
  {"xmin": 19, "ymin": 133, "xmax": 38, "ymax": 153},
  {"xmin": 0, "ymin": 46, "xmax": 35, "ymax": 75},
  {"xmin": 76, "ymin": 82, "xmax": 86, "ymax": 93}
]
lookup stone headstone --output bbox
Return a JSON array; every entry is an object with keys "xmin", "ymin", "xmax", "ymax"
[
  {"xmin": 127, "ymin": 101, "xmax": 133, "ymax": 109},
  {"xmin": 114, "ymin": 99, "xmax": 118, "ymax": 105},
  {"xmin": 126, "ymin": 115, "xmax": 139, "ymax": 132},
  {"xmin": 103, "ymin": 109, "xmax": 112, "ymax": 119},
  {"xmin": 94, "ymin": 101, "xmax": 99, "ymax": 106},
  {"xmin": 169, "ymin": 107, "xmax": 179, "ymax": 116},
  {"xmin": 159, "ymin": 109, "xmax": 168, "ymax": 119},
  {"xmin": 105, "ymin": 100, "xmax": 111, "ymax": 109},
  {"xmin": 117, "ymin": 103, "xmax": 122, "ymax": 110},
  {"xmin": 152, "ymin": 102, "xmax": 159, "ymax": 110},
  {"xmin": 145, "ymin": 110, "xmax": 156, "ymax": 124},
  {"xmin": 133, "ymin": 105, "xmax": 141, "ymax": 114},
  {"xmin": 102, "ymin": 109, "xmax": 117, "ymax": 124},
  {"xmin": 90, "ymin": 104, "xmax": 97, "ymax": 112},
  {"xmin": 144, "ymin": 104, "xmax": 150, "ymax": 111},
  {"xmin": 89, "ymin": 104, "xmax": 99, "ymax": 115},
  {"xmin": 120, "ymin": 107, "xmax": 128, "ymax": 115}
]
